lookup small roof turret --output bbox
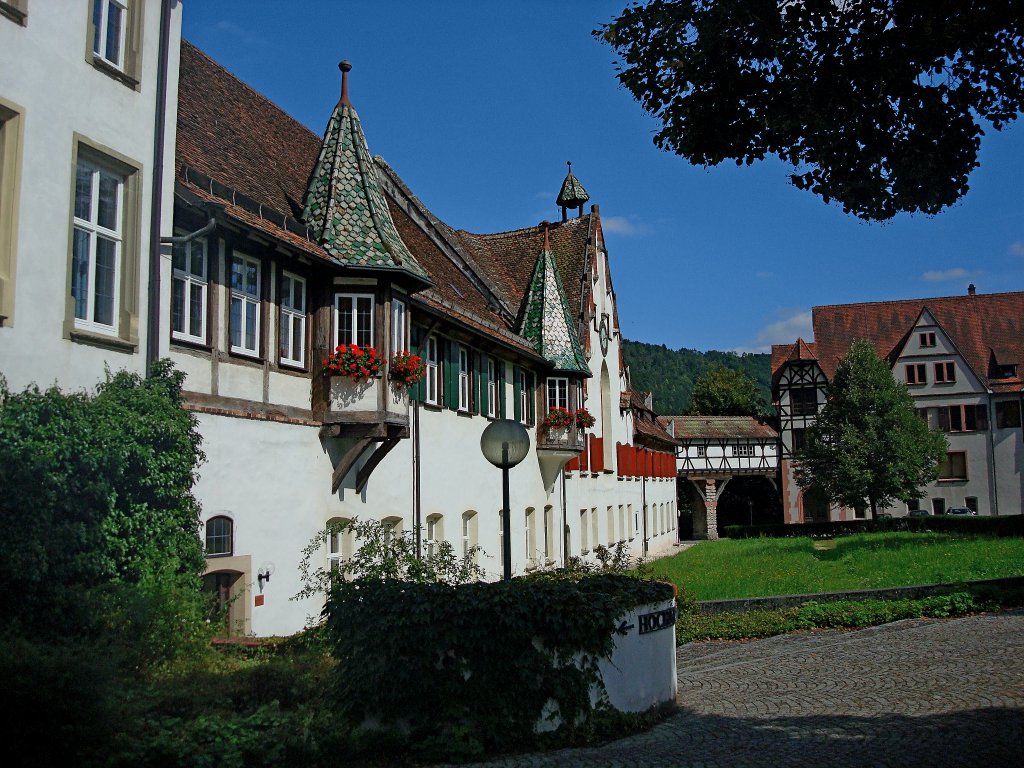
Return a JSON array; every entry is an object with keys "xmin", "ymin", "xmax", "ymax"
[
  {"xmin": 519, "ymin": 222, "xmax": 590, "ymax": 374},
  {"xmin": 301, "ymin": 60, "xmax": 429, "ymax": 284},
  {"xmin": 556, "ymin": 161, "xmax": 590, "ymax": 222}
]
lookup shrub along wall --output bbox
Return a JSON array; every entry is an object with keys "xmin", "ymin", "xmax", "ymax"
[
  {"xmin": 723, "ymin": 515, "xmax": 1024, "ymax": 540},
  {"xmin": 325, "ymin": 574, "xmax": 674, "ymax": 757}
]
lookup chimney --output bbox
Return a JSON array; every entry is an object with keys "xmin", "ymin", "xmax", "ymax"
[{"xmin": 968, "ymin": 283, "xmax": 976, "ymax": 296}]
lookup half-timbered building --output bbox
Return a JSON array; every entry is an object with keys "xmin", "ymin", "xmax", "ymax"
[
  {"xmin": 164, "ymin": 43, "xmax": 679, "ymax": 635},
  {"xmin": 773, "ymin": 287, "xmax": 1024, "ymax": 522}
]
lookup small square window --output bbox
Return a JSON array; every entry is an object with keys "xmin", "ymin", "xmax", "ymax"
[
  {"xmin": 905, "ymin": 363, "xmax": 927, "ymax": 385},
  {"xmin": 934, "ymin": 361, "xmax": 955, "ymax": 383},
  {"xmin": 938, "ymin": 451, "xmax": 967, "ymax": 481},
  {"xmin": 919, "ymin": 332, "xmax": 936, "ymax": 348}
]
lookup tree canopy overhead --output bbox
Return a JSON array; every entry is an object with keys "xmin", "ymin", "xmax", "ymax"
[
  {"xmin": 599, "ymin": 1, "xmax": 1024, "ymax": 220},
  {"xmin": 794, "ymin": 340, "xmax": 947, "ymax": 516},
  {"xmin": 688, "ymin": 364, "xmax": 770, "ymax": 416}
]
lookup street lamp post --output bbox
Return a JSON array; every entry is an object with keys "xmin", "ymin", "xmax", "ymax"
[{"xmin": 480, "ymin": 420, "xmax": 530, "ymax": 581}]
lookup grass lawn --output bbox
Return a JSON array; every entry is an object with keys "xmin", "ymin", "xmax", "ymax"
[{"xmin": 648, "ymin": 532, "xmax": 1024, "ymax": 601}]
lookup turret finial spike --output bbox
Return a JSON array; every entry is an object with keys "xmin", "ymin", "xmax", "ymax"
[{"xmin": 339, "ymin": 60, "xmax": 352, "ymax": 105}]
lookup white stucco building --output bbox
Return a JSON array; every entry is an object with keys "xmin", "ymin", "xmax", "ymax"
[{"xmin": 0, "ymin": 0, "xmax": 181, "ymax": 387}]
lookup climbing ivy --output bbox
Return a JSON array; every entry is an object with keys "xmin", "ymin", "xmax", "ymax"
[{"xmin": 324, "ymin": 574, "xmax": 673, "ymax": 755}]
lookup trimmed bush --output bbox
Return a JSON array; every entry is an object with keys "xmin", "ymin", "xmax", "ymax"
[{"xmin": 325, "ymin": 574, "xmax": 674, "ymax": 756}]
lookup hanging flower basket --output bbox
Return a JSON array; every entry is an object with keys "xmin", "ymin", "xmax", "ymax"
[
  {"xmin": 322, "ymin": 344, "xmax": 383, "ymax": 382},
  {"xmin": 389, "ymin": 351, "xmax": 425, "ymax": 387},
  {"xmin": 574, "ymin": 407, "xmax": 596, "ymax": 430},
  {"xmin": 541, "ymin": 407, "xmax": 573, "ymax": 430}
]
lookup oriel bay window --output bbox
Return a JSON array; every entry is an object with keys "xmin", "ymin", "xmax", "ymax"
[
  {"xmin": 279, "ymin": 271, "xmax": 306, "ymax": 368},
  {"xmin": 335, "ymin": 292, "xmax": 374, "ymax": 347},
  {"xmin": 546, "ymin": 377, "xmax": 569, "ymax": 411},
  {"xmin": 229, "ymin": 253, "xmax": 261, "ymax": 356},
  {"xmin": 171, "ymin": 236, "xmax": 207, "ymax": 344},
  {"xmin": 72, "ymin": 156, "xmax": 123, "ymax": 334}
]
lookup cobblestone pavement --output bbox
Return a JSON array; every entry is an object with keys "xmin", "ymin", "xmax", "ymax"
[{"xmin": 454, "ymin": 610, "xmax": 1024, "ymax": 767}]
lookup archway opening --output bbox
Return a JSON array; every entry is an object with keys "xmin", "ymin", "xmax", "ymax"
[{"xmin": 716, "ymin": 476, "xmax": 783, "ymax": 535}]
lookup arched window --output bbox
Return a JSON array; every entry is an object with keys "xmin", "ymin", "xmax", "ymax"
[
  {"xmin": 425, "ymin": 513, "xmax": 443, "ymax": 558},
  {"xmin": 205, "ymin": 516, "xmax": 233, "ymax": 557},
  {"xmin": 382, "ymin": 516, "xmax": 403, "ymax": 544},
  {"xmin": 462, "ymin": 511, "xmax": 478, "ymax": 562},
  {"xmin": 327, "ymin": 517, "xmax": 353, "ymax": 572}
]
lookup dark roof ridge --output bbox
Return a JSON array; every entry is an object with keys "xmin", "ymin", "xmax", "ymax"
[
  {"xmin": 181, "ymin": 40, "xmax": 321, "ymax": 146},
  {"xmin": 374, "ymin": 156, "xmax": 513, "ymax": 319},
  {"xmin": 456, "ymin": 216, "xmax": 591, "ymax": 241},
  {"xmin": 813, "ymin": 289, "xmax": 1024, "ymax": 310}
]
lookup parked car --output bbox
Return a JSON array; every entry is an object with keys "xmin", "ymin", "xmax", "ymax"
[
  {"xmin": 945, "ymin": 507, "xmax": 977, "ymax": 516},
  {"xmin": 909, "ymin": 509, "xmax": 930, "ymax": 518}
]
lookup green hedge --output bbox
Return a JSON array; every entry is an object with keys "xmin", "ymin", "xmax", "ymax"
[
  {"xmin": 723, "ymin": 514, "xmax": 1024, "ymax": 540},
  {"xmin": 325, "ymin": 574, "xmax": 673, "ymax": 758}
]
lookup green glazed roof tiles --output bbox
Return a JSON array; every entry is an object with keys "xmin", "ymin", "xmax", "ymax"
[
  {"xmin": 520, "ymin": 231, "xmax": 589, "ymax": 374},
  {"xmin": 302, "ymin": 96, "xmax": 428, "ymax": 281},
  {"xmin": 556, "ymin": 162, "xmax": 590, "ymax": 208}
]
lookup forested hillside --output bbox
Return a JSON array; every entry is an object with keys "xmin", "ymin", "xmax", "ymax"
[{"xmin": 622, "ymin": 339, "xmax": 772, "ymax": 415}]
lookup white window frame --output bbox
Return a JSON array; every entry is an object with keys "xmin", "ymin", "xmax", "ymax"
[
  {"xmin": 458, "ymin": 345, "xmax": 470, "ymax": 412},
  {"xmin": 92, "ymin": 0, "xmax": 127, "ymax": 71},
  {"xmin": 731, "ymin": 444, "xmax": 755, "ymax": 457},
  {"xmin": 72, "ymin": 157, "xmax": 123, "ymax": 335},
  {"xmin": 425, "ymin": 335, "xmax": 440, "ymax": 405},
  {"xmin": 525, "ymin": 507, "xmax": 534, "ymax": 563},
  {"xmin": 519, "ymin": 369, "xmax": 529, "ymax": 425},
  {"xmin": 279, "ymin": 271, "xmax": 306, "ymax": 368},
  {"xmin": 171, "ymin": 235, "xmax": 207, "ymax": 344},
  {"xmin": 425, "ymin": 514, "xmax": 442, "ymax": 559},
  {"xmin": 334, "ymin": 292, "xmax": 375, "ymax": 348},
  {"xmin": 462, "ymin": 511, "xmax": 477, "ymax": 561},
  {"xmin": 327, "ymin": 518, "xmax": 353, "ymax": 573},
  {"xmin": 580, "ymin": 508, "xmax": 589, "ymax": 554},
  {"xmin": 229, "ymin": 252, "xmax": 261, "ymax": 357},
  {"xmin": 546, "ymin": 377, "xmax": 569, "ymax": 411},
  {"xmin": 391, "ymin": 297, "xmax": 406, "ymax": 353},
  {"xmin": 487, "ymin": 357, "xmax": 498, "ymax": 418}
]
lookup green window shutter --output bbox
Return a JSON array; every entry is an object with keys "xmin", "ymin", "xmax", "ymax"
[
  {"xmin": 409, "ymin": 326, "xmax": 423, "ymax": 402},
  {"xmin": 478, "ymin": 353, "xmax": 489, "ymax": 416},
  {"xmin": 527, "ymin": 371, "xmax": 536, "ymax": 424},
  {"xmin": 445, "ymin": 339, "xmax": 459, "ymax": 411},
  {"xmin": 472, "ymin": 350, "xmax": 482, "ymax": 415},
  {"xmin": 513, "ymin": 365, "xmax": 522, "ymax": 422},
  {"xmin": 498, "ymin": 362, "xmax": 507, "ymax": 418}
]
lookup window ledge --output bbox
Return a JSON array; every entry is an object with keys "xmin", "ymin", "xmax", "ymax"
[
  {"xmin": 0, "ymin": 2, "xmax": 26, "ymax": 25},
  {"xmin": 70, "ymin": 329, "xmax": 137, "ymax": 353},
  {"xmin": 90, "ymin": 56, "xmax": 140, "ymax": 90},
  {"xmin": 171, "ymin": 336, "xmax": 212, "ymax": 353}
]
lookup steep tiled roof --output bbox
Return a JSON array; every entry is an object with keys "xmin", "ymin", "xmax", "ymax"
[
  {"xmin": 176, "ymin": 42, "xmax": 320, "ymax": 220},
  {"xmin": 301, "ymin": 64, "xmax": 428, "ymax": 281},
  {"xmin": 658, "ymin": 416, "xmax": 779, "ymax": 440},
  {"xmin": 556, "ymin": 162, "xmax": 590, "ymax": 209},
  {"xmin": 770, "ymin": 338, "xmax": 817, "ymax": 378},
  {"xmin": 175, "ymin": 40, "xmax": 572, "ymax": 362},
  {"xmin": 454, "ymin": 218, "xmax": 591, "ymax": 324},
  {"xmin": 519, "ymin": 226, "xmax": 589, "ymax": 373},
  {"xmin": 809, "ymin": 292, "xmax": 1024, "ymax": 389},
  {"xmin": 634, "ymin": 416, "xmax": 681, "ymax": 448}
]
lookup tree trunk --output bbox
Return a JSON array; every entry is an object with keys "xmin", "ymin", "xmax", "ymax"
[{"xmin": 869, "ymin": 497, "xmax": 877, "ymax": 519}]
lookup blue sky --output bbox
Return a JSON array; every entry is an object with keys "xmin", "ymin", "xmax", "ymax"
[{"xmin": 182, "ymin": 1, "xmax": 1024, "ymax": 354}]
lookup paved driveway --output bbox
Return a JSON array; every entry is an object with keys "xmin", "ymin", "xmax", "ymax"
[{"xmin": 458, "ymin": 610, "xmax": 1024, "ymax": 767}]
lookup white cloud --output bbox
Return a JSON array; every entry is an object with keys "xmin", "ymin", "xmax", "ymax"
[
  {"xmin": 1010, "ymin": 241, "xmax": 1024, "ymax": 256},
  {"xmin": 213, "ymin": 20, "xmax": 266, "ymax": 46},
  {"xmin": 733, "ymin": 310, "xmax": 813, "ymax": 354},
  {"xmin": 601, "ymin": 216, "xmax": 647, "ymax": 236},
  {"xmin": 922, "ymin": 267, "xmax": 971, "ymax": 282}
]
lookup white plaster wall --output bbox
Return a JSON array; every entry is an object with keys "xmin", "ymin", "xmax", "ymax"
[
  {"xmin": 0, "ymin": 1, "xmax": 181, "ymax": 391},
  {"xmin": 599, "ymin": 598, "xmax": 677, "ymax": 713}
]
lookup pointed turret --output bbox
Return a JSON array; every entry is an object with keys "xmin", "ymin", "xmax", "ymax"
[
  {"xmin": 520, "ymin": 222, "xmax": 589, "ymax": 374},
  {"xmin": 556, "ymin": 161, "xmax": 590, "ymax": 222},
  {"xmin": 302, "ymin": 60, "xmax": 429, "ymax": 283}
]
